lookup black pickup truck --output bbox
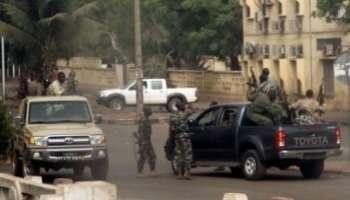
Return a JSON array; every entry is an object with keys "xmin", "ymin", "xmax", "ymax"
[{"xmin": 165, "ymin": 103, "xmax": 342, "ymax": 180}]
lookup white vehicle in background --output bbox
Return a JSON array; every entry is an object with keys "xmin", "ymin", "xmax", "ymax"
[{"xmin": 97, "ymin": 79, "xmax": 198, "ymax": 112}]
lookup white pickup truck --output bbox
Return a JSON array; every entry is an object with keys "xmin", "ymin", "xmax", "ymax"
[{"xmin": 97, "ymin": 79, "xmax": 198, "ymax": 112}]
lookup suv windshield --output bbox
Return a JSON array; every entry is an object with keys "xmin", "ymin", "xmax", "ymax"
[{"xmin": 29, "ymin": 101, "xmax": 92, "ymax": 124}]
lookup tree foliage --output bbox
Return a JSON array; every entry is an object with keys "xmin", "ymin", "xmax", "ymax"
[
  {"xmin": 317, "ymin": 0, "xmax": 350, "ymax": 23},
  {"xmin": 0, "ymin": 0, "xmax": 243, "ymax": 74},
  {"xmin": 0, "ymin": 0, "xmax": 103, "ymax": 71}
]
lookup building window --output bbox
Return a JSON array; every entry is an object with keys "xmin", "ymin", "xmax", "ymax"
[
  {"xmin": 246, "ymin": 6, "xmax": 251, "ymax": 18},
  {"xmin": 277, "ymin": 1, "xmax": 283, "ymax": 15},
  {"xmin": 295, "ymin": 1, "xmax": 300, "ymax": 14}
]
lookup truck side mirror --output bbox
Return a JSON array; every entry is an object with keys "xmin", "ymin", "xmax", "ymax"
[{"xmin": 94, "ymin": 114, "xmax": 103, "ymax": 124}]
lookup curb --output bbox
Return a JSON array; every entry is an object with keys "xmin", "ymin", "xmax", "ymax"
[{"xmin": 289, "ymin": 165, "xmax": 350, "ymax": 175}]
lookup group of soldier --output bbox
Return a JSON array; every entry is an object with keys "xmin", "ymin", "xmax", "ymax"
[
  {"xmin": 136, "ymin": 103, "xmax": 194, "ymax": 180},
  {"xmin": 135, "ymin": 67, "xmax": 324, "ymax": 181},
  {"xmin": 246, "ymin": 67, "xmax": 324, "ymax": 126},
  {"xmin": 17, "ymin": 68, "xmax": 78, "ymax": 98}
]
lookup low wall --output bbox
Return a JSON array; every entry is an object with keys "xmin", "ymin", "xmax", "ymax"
[
  {"xmin": 0, "ymin": 174, "xmax": 117, "ymax": 200},
  {"xmin": 57, "ymin": 57, "xmax": 128, "ymax": 88},
  {"xmin": 168, "ymin": 69, "xmax": 247, "ymax": 101}
]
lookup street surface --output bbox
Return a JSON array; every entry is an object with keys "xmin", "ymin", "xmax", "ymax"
[{"xmin": 16, "ymin": 124, "xmax": 350, "ymax": 200}]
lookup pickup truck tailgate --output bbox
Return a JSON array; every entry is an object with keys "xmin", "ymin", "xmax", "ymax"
[{"xmin": 283, "ymin": 124, "xmax": 339, "ymax": 150}]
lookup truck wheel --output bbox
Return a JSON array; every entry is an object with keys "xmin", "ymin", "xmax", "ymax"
[
  {"xmin": 242, "ymin": 150, "xmax": 266, "ymax": 180},
  {"xmin": 167, "ymin": 97, "xmax": 184, "ymax": 112},
  {"xmin": 91, "ymin": 158, "xmax": 109, "ymax": 180},
  {"xmin": 109, "ymin": 98, "xmax": 124, "ymax": 111},
  {"xmin": 171, "ymin": 159, "xmax": 179, "ymax": 176},
  {"xmin": 299, "ymin": 160, "xmax": 324, "ymax": 179}
]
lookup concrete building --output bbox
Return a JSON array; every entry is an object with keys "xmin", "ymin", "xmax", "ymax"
[{"xmin": 239, "ymin": 0, "xmax": 350, "ymax": 108}]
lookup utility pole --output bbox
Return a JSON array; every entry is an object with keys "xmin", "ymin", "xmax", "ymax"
[
  {"xmin": 1, "ymin": 36, "xmax": 5, "ymax": 103},
  {"xmin": 134, "ymin": 0, "xmax": 144, "ymax": 121}
]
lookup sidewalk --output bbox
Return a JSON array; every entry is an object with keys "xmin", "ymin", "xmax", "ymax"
[{"xmin": 324, "ymin": 161, "xmax": 350, "ymax": 174}]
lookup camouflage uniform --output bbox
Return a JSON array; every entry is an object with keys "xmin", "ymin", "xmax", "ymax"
[
  {"xmin": 246, "ymin": 80, "xmax": 286, "ymax": 126},
  {"xmin": 137, "ymin": 117, "xmax": 156, "ymax": 173},
  {"xmin": 291, "ymin": 98, "xmax": 321, "ymax": 125},
  {"xmin": 169, "ymin": 112, "xmax": 193, "ymax": 177}
]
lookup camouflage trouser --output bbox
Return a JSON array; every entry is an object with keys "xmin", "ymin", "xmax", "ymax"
[
  {"xmin": 174, "ymin": 135, "xmax": 193, "ymax": 174},
  {"xmin": 137, "ymin": 141, "xmax": 156, "ymax": 173}
]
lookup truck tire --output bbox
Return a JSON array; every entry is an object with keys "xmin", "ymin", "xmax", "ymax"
[
  {"xmin": 109, "ymin": 97, "xmax": 124, "ymax": 111},
  {"xmin": 91, "ymin": 158, "xmax": 109, "ymax": 180},
  {"xmin": 299, "ymin": 160, "xmax": 324, "ymax": 179},
  {"xmin": 167, "ymin": 97, "xmax": 184, "ymax": 112},
  {"xmin": 242, "ymin": 150, "xmax": 266, "ymax": 180}
]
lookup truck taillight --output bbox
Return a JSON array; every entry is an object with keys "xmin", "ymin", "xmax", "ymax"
[
  {"xmin": 275, "ymin": 128, "xmax": 286, "ymax": 150},
  {"xmin": 336, "ymin": 127, "xmax": 341, "ymax": 145}
]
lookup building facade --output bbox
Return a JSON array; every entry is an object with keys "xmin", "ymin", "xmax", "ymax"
[{"xmin": 240, "ymin": 0, "xmax": 350, "ymax": 108}]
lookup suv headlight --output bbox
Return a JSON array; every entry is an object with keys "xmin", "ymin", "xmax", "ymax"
[
  {"xmin": 91, "ymin": 135, "xmax": 106, "ymax": 145},
  {"xmin": 29, "ymin": 137, "xmax": 47, "ymax": 146}
]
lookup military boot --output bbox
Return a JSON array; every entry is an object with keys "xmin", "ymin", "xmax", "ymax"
[
  {"xmin": 177, "ymin": 168, "xmax": 184, "ymax": 180},
  {"xmin": 183, "ymin": 169, "xmax": 192, "ymax": 180}
]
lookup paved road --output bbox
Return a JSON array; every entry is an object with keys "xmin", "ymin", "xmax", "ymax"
[
  {"xmin": 2, "ymin": 123, "xmax": 350, "ymax": 200},
  {"xmin": 103, "ymin": 124, "xmax": 350, "ymax": 200}
]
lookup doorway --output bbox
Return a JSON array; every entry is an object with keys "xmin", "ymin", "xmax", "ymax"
[{"xmin": 323, "ymin": 61, "xmax": 335, "ymax": 97}]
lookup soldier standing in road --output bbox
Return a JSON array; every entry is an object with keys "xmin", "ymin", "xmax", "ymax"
[
  {"xmin": 136, "ymin": 107, "xmax": 157, "ymax": 177},
  {"xmin": 170, "ymin": 103, "xmax": 193, "ymax": 180},
  {"xmin": 66, "ymin": 70, "xmax": 78, "ymax": 95}
]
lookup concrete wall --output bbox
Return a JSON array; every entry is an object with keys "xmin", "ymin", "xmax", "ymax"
[
  {"xmin": 57, "ymin": 57, "xmax": 127, "ymax": 88},
  {"xmin": 168, "ymin": 69, "xmax": 246, "ymax": 100}
]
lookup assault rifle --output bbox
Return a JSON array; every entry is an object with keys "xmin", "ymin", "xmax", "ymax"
[{"xmin": 247, "ymin": 67, "xmax": 258, "ymax": 88}]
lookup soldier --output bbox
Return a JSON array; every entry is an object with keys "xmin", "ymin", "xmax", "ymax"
[
  {"xmin": 246, "ymin": 80, "xmax": 286, "ymax": 126},
  {"xmin": 290, "ymin": 89, "xmax": 323, "ymax": 125},
  {"xmin": 170, "ymin": 103, "xmax": 193, "ymax": 180},
  {"xmin": 136, "ymin": 107, "xmax": 157, "ymax": 177},
  {"xmin": 259, "ymin": 68, "xmax": 270, "ymax": 84},
  {"xmin": 47, "ymin": 72, "xmax": 66, "ymax": 96},
  {"xmin": 27, "ymin": 73, "xmax": 43, "ymax": 96},
  {"xmin": 291, "ymin": 89, "xmax": 323, "ymax": 116},
  {"xmin": 66, "ymin": 70, "xmax": 78, "ymax": 95},
  {"xmin": 17, "ymin": 73, "xmax": 28, "ymax": 99}
]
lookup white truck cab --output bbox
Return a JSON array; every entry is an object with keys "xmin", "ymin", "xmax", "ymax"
[{"xmin": 97, "ymin": 79, "xmax": 198, "ymax": 112}]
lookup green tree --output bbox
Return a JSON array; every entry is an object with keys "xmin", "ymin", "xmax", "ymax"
[
  {"xmin": 154, "ymin": 0, "xmax": 242, "ymax": 69},
  {"xmin": 317, "ymin": 0, "xmax": 350, "ymax": 23},
  {"xmin": 0, "ymin": 0, "xmax": 101, "ymax": 72}
]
